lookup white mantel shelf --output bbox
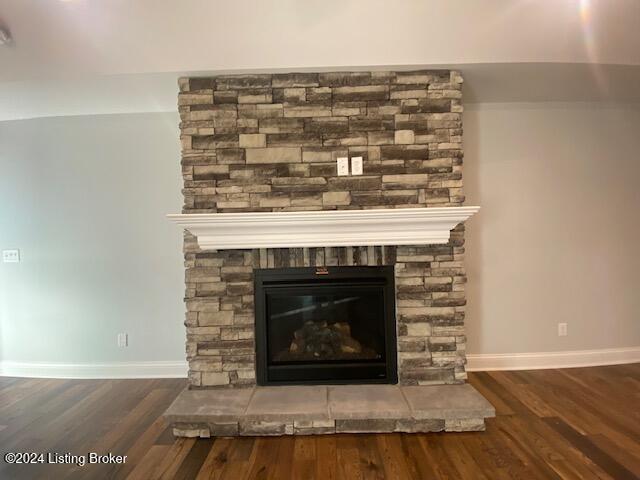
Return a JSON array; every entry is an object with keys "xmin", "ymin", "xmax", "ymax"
[
  {"xmin": 167, "ymin": 206, "xmax": 480, "ymax": 250},
  {"xmin": 167, "ymin": 207, "xmax": 480, "ymax": 250}
]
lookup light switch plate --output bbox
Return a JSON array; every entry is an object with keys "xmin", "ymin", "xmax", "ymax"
[
  {"xmin": 337, "ymin": 157, "xmax": 349, "ymax": 176},
  {"xmin": 351, "ymin": 156, "xmax": 363, "ymax": 175},
  {"xmin": 2, "ymin": 249, "xmax": 20, "ymax": 263}
]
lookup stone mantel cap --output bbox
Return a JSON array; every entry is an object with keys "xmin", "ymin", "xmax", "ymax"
[{"xmin": 167, "ymin": 206, "xmax": 480, "ymax": 250}]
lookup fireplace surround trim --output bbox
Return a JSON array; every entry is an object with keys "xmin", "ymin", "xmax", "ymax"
[{"xmin": 168, "ymin": 206, "xmax": 480, "ymax": 250}]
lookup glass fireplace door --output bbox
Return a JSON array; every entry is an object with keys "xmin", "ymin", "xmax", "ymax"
[
  {"xmin": 254, "ymin": 266, "xmax": 397, "ymax": 385},
  {"xmin": 267, "ymin": 286, "xmax": 386, "ymax": 364}
]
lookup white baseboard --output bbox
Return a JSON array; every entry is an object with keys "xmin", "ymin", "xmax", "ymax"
[
  {"xmin": 2, "ymin": 348, "xmax": 638, "ymax": 378},
  {"xmin": 466, "ymin": 347, "xmax": 640, "ymax": 371},
  {"xmin": 0, "ymin": 360, "xmax": 189, "ymax": 379}
]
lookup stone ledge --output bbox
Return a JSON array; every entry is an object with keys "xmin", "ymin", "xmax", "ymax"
[
  {"xmin": 172, "ymin": 417, "xmax": 487, "ymax": 438},
  {"xmin": 165, "ymin": 383, "xmax": 495, "ymax": 437}
]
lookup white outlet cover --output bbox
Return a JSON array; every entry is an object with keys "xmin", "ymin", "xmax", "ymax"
[
  {"xmin": 2, "ymin": 249, "xmax": 20, "ymax": 263},
  {"xmin": 337, "ymin": 157, "xmax": 349, "ymax": 176},
  {"xmin": 351, "ymin": 156, "xmax": 363, "ymax": 175},
  {"xmin": 558, "ymin": 323, "xmax": 568, "ymax": 336},
  {"xmin": 117, "ymin": 333, "xmax": 129, "ymax": 347}
]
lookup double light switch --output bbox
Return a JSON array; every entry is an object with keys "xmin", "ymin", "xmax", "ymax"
[{"xmin": 337, "ymin": 157, "xmax": 363, "ymax": 176}]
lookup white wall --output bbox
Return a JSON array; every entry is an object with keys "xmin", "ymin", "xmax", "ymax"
[
  {"xmin": 0, "ymin": 113, "xmax": 185, "ymax": 369},
  {"xmin": 464, "ymin": 102, "xmax": 640, "ymax": 355},
  {"xmin": 1, "ymin": 104, "xmax": 638, "ymax": 375},
  {"xmin": 2, "ymin": 0, "xmax": 639, "ymax": 82}
]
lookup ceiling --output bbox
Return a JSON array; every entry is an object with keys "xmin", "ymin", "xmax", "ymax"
[{"xmin": 1, "ymin": 0, "xmax": 639, "ymax": 120}]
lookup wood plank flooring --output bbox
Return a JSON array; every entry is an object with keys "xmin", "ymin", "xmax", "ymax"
[{"xmin": 0, "ymin": 364, "xmax": 638, "ymax": 479}]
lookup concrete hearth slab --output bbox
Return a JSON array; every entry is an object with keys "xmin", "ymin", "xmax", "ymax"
[
  {"xmin": 245, "ymin": 386, "xmax": 329, "ymax": 420},
  {"xmin": 164, "ymin": 387, "xmax": 254, "ymax": 423},
  {"xmin": 164, "ymin": 383, "xmax": 496, "ymax": 437},
  {"xmin": 403, "ymin": 384, "xmax": 496, "ymax": 420},
  {"xmin": 328, "ymin": 385, "xmax": 410, "ymax": 419}
]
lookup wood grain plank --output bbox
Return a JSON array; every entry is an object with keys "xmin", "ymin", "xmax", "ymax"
[
  {"xmin": 196, "ymin": 438, "xmax": 234, "ymax": 480},
  {"xmin": 336, "ymin": 435, "xmax": 363, "ymax": 480},
  {"xmin": 375, "ymin": 434, "xmax": 413, "ymax": 480},
  {"xmin": 268, "ymin": 435, "xmax": 295, "ymax": 480},
  {"xmin": 398, "ymin": 433, "xmax": 441, "ymax": 480},
  {"xmin": 152, "ymin": 437, "xmax": 196, "ymax": 480},
  {"xmin": 589, "ymin": 433, "xmax": 640, "ymax": 478},
  {"xmin": 438, "ymin": 433, "xmax": 490, "ymax": 480},
  {"xmin": 174, "ymin": 438, "xmax": 215, "ymax": 480},
  {"xmin": 418, "ymin": 434, "xmax": 465, "ymax": 480},
  {"xmin": 126, "ymin": 445, "xmax": 172, "ymax": 480},
  {"xmin": 291, "ymin": 436, "xmax": 316, "ymax": 479},
  {"xmin": 0, "ymin": 365, "xmax": 638, "ymax": 479},
  {"xmin": 355, "ymin": 434, "xmax": 386, "ymax": 480},
  {"xmin": 543, "ymin": 417, "xmax": 638, "ymax": 480},
  {"xmin": 315, "ymin": 435, "xmax": 338, "ymax": 480},
  {"xmin": 215, "ymin": 437, "xmax": 256, "ymax": 480}
]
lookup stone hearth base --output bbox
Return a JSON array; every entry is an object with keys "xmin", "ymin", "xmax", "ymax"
[{"xmin": 164, "ymin": 384, "xmax": 495, "ymax": 437}]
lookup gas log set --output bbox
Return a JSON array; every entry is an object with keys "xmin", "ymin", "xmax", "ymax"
[{"xmin": 275, "ymin": 320, "xmax": 378, "ymax": 362}]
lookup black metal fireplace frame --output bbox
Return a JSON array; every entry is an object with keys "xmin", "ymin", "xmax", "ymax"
[{"xmin": 254, "ymin": 266, "xmax": 397, "ymax": 386}]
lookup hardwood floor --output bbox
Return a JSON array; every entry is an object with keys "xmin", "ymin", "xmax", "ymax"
[{"xmin": 0, "ymin": 364, "xmax": 639, "ymax": 479}]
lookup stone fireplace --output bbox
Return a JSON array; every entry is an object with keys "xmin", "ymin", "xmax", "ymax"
[{"xmin": 164, "ymin": 70, "xmax": 495, "ymax": 436}]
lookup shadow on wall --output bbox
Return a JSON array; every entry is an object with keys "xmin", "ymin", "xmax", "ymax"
[{"xmin": 462, "ymin": 106, "xmax": 485, "ymax": 354}]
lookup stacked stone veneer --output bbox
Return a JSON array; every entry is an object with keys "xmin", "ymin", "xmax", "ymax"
[{"xmin": 179, "ymin": 70, "xmax": 468, "ymax": 388}]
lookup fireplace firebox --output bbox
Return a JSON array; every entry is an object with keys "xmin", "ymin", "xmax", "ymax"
[{"xmin": 254, "ymin": 266, "xmax": 397, "ymax": 385}]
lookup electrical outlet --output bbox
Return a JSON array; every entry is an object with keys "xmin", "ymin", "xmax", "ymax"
[
  {"xmin": 337, "ymin": 157, "xmax": 349, "ymax": 176},
  {"xmin": 2, "ymin": 249, "xmax": 20, "ymax": 263},
  {"xmin": 558, "ymin": 323, "xmax": 568, "ymax": 337},
  {"xmin": 117, "ymin": 333, "xmax": 128, "ymax": 348},
  {"xmin": 351, "ymin": 156, "xmax": 363, "ymax": 175}
]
